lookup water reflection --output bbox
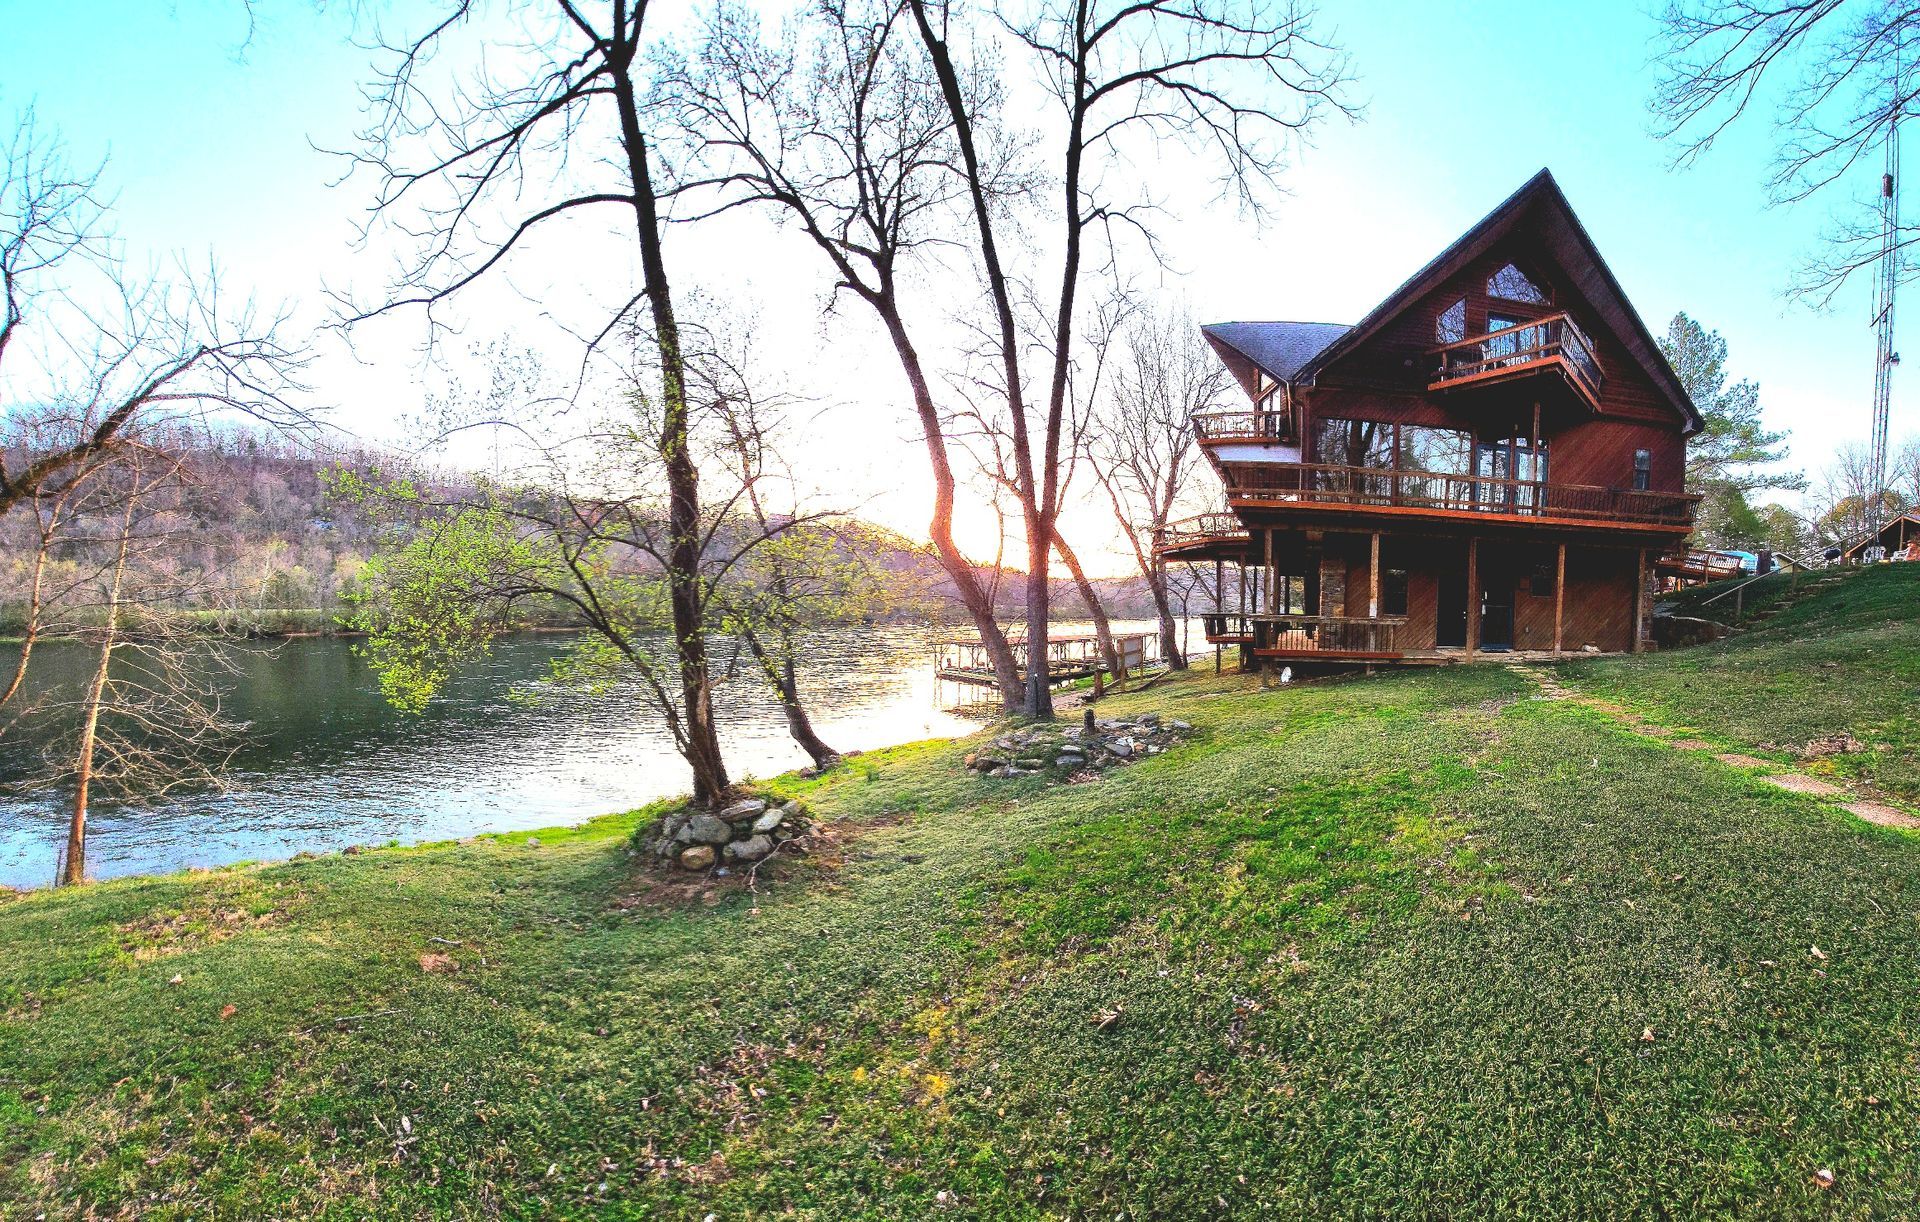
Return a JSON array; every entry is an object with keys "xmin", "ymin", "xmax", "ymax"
[{"xmin": 0, "ymin": 625, "xmax": 994, "ymax": 888}]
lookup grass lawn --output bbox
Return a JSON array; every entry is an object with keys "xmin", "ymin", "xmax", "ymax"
[
  {"xmin": 1571, "ymin": 563, "xmax": 1920, "ymax": 802},
  {"xmin": 4, "ymin": 572, "xmax": 1920, "ymax": 1218}
]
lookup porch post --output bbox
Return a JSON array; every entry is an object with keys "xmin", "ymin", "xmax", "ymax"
[
  {"xmin": 1633, "ymin": 547, "xmax": 1648, "ymax": 653},
  {"xmin": 1214, "ymin": 558, "xmax": 1223, "ymax": 674},
  {"xmin": 1264, "ymin": 528, "xmax": 1276, "ymax": 615},
  {"xmin": 1465, "ymin": 536, "xmax": 1479, "ymax": 660},
  {"xmin": 1369, "ymin": 532, "xmax": 1381, "ymax": 619},
  {"xmin": 1553, "ymin": 542, "xmax": 1567, "ymax": 653}
]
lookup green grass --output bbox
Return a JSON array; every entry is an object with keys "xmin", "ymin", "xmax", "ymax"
[
  {"xmin": 4, "ymin": 583, "xmax": 1920, "ymax": 1217},
  {"xmin": 1571, "ymin": 563, "xmax": 1920, "ymax": 801}
]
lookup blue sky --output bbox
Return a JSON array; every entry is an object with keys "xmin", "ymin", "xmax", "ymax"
[{"xmin": 0, "ymin": 0, "xmax": 1896, "ymax": 568}]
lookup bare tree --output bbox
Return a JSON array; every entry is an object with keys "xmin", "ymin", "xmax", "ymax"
[
  {"xmin": 1808, "ymin": 440, "xmax": 1906, "ymax": 546},
  {"xmin": 665, "ymin": 0, "xmax": 1029, "ymax": 708},
  {"xmin": 905, "ymin": 0, "xmax": 1350, "ymax": 717},
  {"xmin": 1092, "ymin": 302, "xmax": 1227, "ymax": 668},
  {"xmin": 676, "ymin": 0, "xmax": 1349, "ymax": 717},
  {"xmin": 337, "ymin": 1, "xmax": 735, "ymax": 801},
  {"xmin": 33, "ymin": 450, "xmax": 244, "ymax": 886},
  {"xmin": 1652, "ymin": 2, "xmax": 1919, "ymax": 300},
  {"xmin": 2, "ymin": 113, "xmax": 307, "ymax": 521}
]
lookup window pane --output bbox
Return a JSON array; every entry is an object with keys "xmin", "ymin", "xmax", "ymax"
[
  {"xmin": 1487, "ymin": 262, "xmax": 1549, "ymax": 303},
  {"xmin": 1436, "ymin": 298, "xmax": 1466, "ymax": 343}
]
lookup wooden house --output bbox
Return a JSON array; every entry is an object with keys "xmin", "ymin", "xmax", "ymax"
[
  {"xmin": 1157, "ymin": 170, "xmax": 1701, "ymax": 664},
  {"xmin": 1841, "ymin": 512, "xmax": 1920, "ymax": 563}
]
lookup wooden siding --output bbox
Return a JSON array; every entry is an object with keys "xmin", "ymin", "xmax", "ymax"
[
  {"xmin": 1299, "ymin": 229, "xmax": 1688, "ymax": 500},
  {"xmin": 1264, "ymin": 530, "xmax": 1638, "ymax": 655}
]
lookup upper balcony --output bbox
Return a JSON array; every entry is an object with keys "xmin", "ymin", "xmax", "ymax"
[
  {"xmin": 1429, "ymin": 312, "xmax": 1604, "ymax": 413},
  {"xmin": 1221, "ymin": 462, "xmax": 1697, "ymax": 532},
  {"xmin": 1152, "ymin": 511, "xmax": 1252, "ymax": 560}
]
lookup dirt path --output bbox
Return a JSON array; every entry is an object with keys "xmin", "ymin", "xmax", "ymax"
[{"xmin": 1507, "ymin": 664, "xmax": 1920, "ymax": 832}]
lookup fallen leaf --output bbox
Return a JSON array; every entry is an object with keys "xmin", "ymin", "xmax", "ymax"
[
  {"xmin": 219, "ymin": 1004, "xmax": 237, "ymax": 1020},
  {"xmin": 419, "ymin": 952, "xmax": 459, "ymax": 974},
  {"xmin": 1810, "ymin": 945, "xmax": 1829, "ymax": 961},
  {"xmin": 167, "ymin": 974, "xmax": 184, "ymax": 986},
  {"xmin": 1641, "ymin": 1027, "xmax": 1656, "ymax": 1043},
  {"xmin": 1813, "ymin": 1168, "xmax": 1835, "ymax": 1190},
  {"xmin": 1090, "ymin": 1006, "xmax": 1122, "ymax": 1031}
]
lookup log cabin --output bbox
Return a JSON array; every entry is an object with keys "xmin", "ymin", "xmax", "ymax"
[{"xmin": 1157, "ymin": 169, "xmax": 1701, "ymax": 665}]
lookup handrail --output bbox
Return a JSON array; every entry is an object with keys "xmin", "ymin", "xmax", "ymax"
[
  {"xmin": 1193, "ymin": 410, "xmax": 1292, "ymax": 442},
  {"xmin": 1224, "ymin": 462, "xmax": 1698, "ymax": 526},
  {"xmin": 1153, "ymin": 511, "xmax": 1250, "ymax": 550},
  {"xmin": 1429, "ymin": 311, "xmax": 1603, "ymax": 403}
]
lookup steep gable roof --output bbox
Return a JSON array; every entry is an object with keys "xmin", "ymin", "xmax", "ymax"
[
  {"xmin": 1291, "ymin": 169, "xmax": 1701, "ymax": 434},
  {"xmin": 1201, "ymin": 321, "xmax": 1351, "ymax": 399}
]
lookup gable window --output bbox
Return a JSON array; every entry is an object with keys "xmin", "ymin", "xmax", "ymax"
[
  {"xmin": 1436, "ymin": 298, "xmax": 1466, "ymax": 344},
  {"xmin": 1488, "ymin": 262, "xmax": 1549, "ymax": 304},
  {"xmin": 1632, "ymin": 449, "xmax": 1652, "ymax": 492}
]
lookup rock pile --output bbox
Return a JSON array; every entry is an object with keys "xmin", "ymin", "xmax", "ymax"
[
  {"xmin": 963, "ymin": 711, "xmax": 1191, "ymax": 779},
  {"xmin": 635, "ymin": 795, "xmax": 812, "ymax": 873}
]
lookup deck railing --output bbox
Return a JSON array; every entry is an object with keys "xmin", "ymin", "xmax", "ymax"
[
  {"xmin": 1193, "ymin": 409, "xmax": 1292, "ymax": 442},
  {"xmin": 1224, "ymin": 462, "xmax": 1696, "ymax": 527},
  {"xmin": 1429, "ymin": 312, "xmax": 1603, "ymax": 406},
  {"xmin": 1153, "ymin": 511, "xmax": 1252, "ymax": 552},
  {"xmin": 1252, "ymin": 614, "xmax": 1404, "ymax": 655}
]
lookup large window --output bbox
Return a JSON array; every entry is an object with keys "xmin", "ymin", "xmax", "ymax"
[
  {"xmin": 1473, "ymin": 436, "xmax": 1549, "ymax": 511},
  {"xmin": 1487, "ymin": 262, "xmax": 1549, "ymax": 304},
  {"xmin": 1436, "ymin": 297, "xmax": 1466, "ymax": 344},
  {"xmin": 1397, "ymin": 426, "xmax": 1473, "ymax": 476},
  {"xmin": 1633, "ymin": 449, "xmax": 1652, "ymax": 491},
  {"xmin": 1311, "ymin": 418, "xmax": 1394, "ymax": 469}
]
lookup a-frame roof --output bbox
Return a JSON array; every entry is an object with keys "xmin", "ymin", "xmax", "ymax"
[{"xmin": 1208, "ymin": 169, "xmax": 1703, "ymax": 434}]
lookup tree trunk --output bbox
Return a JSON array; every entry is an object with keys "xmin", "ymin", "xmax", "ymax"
[
  {"xmin": 1023, "ymin": 519, "xmax": 1054, "ymax": 720},
  {"xmin": 872, "ymin": 302, "xmax": 1023, "ymax": 709},
  {"xmin": 64, "ymin": 511, "xmax": 130, "ymax": 887},
  {"xmin": 610, "ymin": 49, "xmax": 730, "ymax": 805},
  {"xmin": 744, "ymin": 628, "xmax": 838, "ymax": 769},
  {"xmin": 1149, "ymin": 557, "xmax": 1185, "ymax": 670},
  {"xmin": 1052, "ymin": 527, "xmax": 1119, "ymax": 677},
  {"xmin": 909, "ymin": 0, "xmax": 1048, "ymax": 719}
]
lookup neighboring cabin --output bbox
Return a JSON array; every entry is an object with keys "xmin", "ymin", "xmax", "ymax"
[{"xmin": 1159, "ymin": 169, "xmax": 1701, "ymax": 663}]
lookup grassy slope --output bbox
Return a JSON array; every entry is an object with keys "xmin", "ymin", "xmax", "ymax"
[
  {"xmin": 3, "ymin": 584, "xmax": 1920, "ymax": 1217},
  {"xmin": 1573, "ymin": 563, "xmax": 1920, "ymax": 801}
]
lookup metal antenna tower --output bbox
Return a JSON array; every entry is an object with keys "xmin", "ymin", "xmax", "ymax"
[{"xmin": 1868, "ymin": 45, "xmax": 1903, "ymax": 545}]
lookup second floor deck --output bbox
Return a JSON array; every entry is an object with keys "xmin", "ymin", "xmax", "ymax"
[{"xmin": 1221, "ymin": 461, "xmax": 1694, "ymax": 529}]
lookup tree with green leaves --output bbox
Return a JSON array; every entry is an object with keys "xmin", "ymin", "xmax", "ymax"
[
  {"xmin": 1658, "ymin": 312, "xmax": 1802, "ymax": 547},
  {"xmin": 344, "ymin": 337, "xmax": 868, "ymax": 796}
]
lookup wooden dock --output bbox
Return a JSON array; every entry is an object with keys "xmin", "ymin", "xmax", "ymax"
[{"xmin": 935, "ymin": 630, "xmax": 1160, "ymax": 693}]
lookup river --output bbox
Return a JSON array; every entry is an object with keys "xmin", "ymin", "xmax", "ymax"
[{"xmin": 0, "ymin": 620, "xmax": 1186, "ymax": 888}]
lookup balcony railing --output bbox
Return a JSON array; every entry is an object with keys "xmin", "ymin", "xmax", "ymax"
[
  {"xmin": 1153, "ymin": 511, "xmax": 1251, "ymax": 553},
  {"xmin": 1253, "ymin": 614, "xmax": 1403, "ymax": 656},
  {"xmin": 1429, "ymin": 312, "xmax": 1603, "ymax": 408},
  {"xmin": 1193, "ymin": 410, "xmax": 1293, "ymax": 442},
  {"xmin": 1224, "ymin": 462, "xmax": 1697, "ymax": 527}
]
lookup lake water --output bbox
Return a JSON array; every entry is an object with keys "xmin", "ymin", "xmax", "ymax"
[{"xmin": 0, "ymin": 620, "xmax": 1186, "ymax": 888}]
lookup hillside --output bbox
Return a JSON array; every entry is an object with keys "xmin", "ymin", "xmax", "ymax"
[
  {"xmin": 3, "ymin": 569, "xmax": 1918, "ymax": 1217},
  {"xmin": 0, "ymin": 433, "xmax": 1164, "ymax": 635}
]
